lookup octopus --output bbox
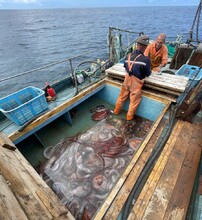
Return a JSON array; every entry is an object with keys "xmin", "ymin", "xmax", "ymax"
[
  {"xmin": 90, "ymin": 105, "xmax": 111, "ymax": 121},
  {"xmin": 92, "ymin": 110, "xmax": 109, "ymax": 121},
  {"xmin": 92, "ymin": 174, "xmax": 108, "ymax": 192},
  {"xmin": 41, "ymin": 116, "xmax": 153, "ymax": 220},
  {"xmin": 129, "ymin": 138, "xmax": 143, "ymax": 151}
]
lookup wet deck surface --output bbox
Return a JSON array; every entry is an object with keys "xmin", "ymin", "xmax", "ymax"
[{"xmin": 1, "ymin": 114, "xmax": 201, "ymax": 220}]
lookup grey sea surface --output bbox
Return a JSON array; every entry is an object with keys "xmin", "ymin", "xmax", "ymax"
[{"xmin": 0, "ymin": 6, "xmax": 200, "ymax": 97}]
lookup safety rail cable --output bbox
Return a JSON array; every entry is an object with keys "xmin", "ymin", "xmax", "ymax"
[
  {"xmin": 109, "ymin": 26, "xmax": 188, "ymax": 44},
  {"xmin": 0, "ymin": 48, "xmax": 105, "ymax": 83},
  {"xmin": 109, "ymin": 26, "xmax": 141, "ymax": 35},
  {"xmin": 120, "ymin": 66, "xmax": 202, "ymax": 220}
]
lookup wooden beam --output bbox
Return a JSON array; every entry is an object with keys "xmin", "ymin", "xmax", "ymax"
[
  {"xmin": 0, "ymin": 146, "xmax": 70, "ymax": 219},
  {"xmin": 163, "ymin": 123, "xmax": 202, "ymax": 219},
  {"xmin": 0, "ymin": 173, "xmax": 28, "ymax": 220},
  {"xmin": 0, "ymin": 148, "xmax": 52, "ymax": 220},
  {"xmin": 0, "ymin": 132, "xmax": 16, "ymax": 151},
  {"xmin": 12, "ymin": 147, "xmax": 70, "ymax": 218}
]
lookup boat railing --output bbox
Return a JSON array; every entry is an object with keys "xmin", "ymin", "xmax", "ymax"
[
  {"xmin": 108, "ymin": 26, "xmax": 141, "ymax": 63},
  {"xmin": 107, "ymin": 26, "xmax": 193, "ymax": 63},
  {"xmin": 0, "ymin": 48, "xmax": 110, "ymax": 99},
  {"xmin": 0, "ymin": 27, "xmax": 141, "ymax": 100}
]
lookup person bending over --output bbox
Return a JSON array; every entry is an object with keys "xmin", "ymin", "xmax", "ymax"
[{"xmin": 144, "ymin": 33, "xmax": 168, "ymax": 72}]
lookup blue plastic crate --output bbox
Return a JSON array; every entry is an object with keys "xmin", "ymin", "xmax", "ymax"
[
  {"xmin": 175, "ymin": 64, "xmax": 202, "ymax": 81},
  {"xmin": 0, "ymin": 86, "xmax": 48, "ymax": 126}
]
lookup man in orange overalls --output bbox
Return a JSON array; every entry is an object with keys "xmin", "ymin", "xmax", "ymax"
[
  {"xmin": 144, "ymin": 33, "xmax": 168, "ymax": 72},
  {"xmin": 113, "ymin": 35, "xmax": 151, "ymax": 121}
]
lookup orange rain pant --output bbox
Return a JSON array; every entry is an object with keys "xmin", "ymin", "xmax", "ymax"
[{"xmin": 114, "ymin": 74, "xmax": 143, "ymax": 121}]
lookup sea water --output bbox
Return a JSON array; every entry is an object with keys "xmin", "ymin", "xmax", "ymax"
[{"xmin": 0, "ymin": 6, "xmax": 200, "ymax": 97}]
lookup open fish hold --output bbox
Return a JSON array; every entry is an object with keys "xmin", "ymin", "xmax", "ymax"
[{"xmin": 42, "ymin": 116, "xmax": 152, "ymax": 219}]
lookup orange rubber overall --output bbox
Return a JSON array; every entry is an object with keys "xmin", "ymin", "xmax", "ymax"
[{"xmin": 114, "ymin": 73, "xmax": 143, "ymax": 120}]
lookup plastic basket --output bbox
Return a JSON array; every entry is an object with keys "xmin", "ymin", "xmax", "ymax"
[
  {"xmin": 166, "ymin": 44, "xmax": 175, "ymax": 58},
  {"xmin": 0, "ymin": 86, "xmax": 48, "ymax": 126},
  {"xmin": 175, "ymin": 64, "xmax": 202, "ymax": 81}
]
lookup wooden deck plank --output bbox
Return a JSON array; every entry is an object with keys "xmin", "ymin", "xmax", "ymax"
[
  {"xmin": 105, "ymin": 63, "xmax": 189, "ymax": 93},
  {"xmin": 0, "ymin": 148, "xmax": 52, "ymax": 220},
  {"xmin": 128, "ymin": 121, "xmax": 201, "ymax": 220},
  {"xmin": 145, "ymin": 73, "xmax": 188, "ymax": 92},
  {"xmin": 0, "ymin": 134, "xmax": 70, "ymax": 220},
  {"xmin": 107, "ymin": 73, "xmax": 182, "ymax": 98},
  {"xmin": 128, "ymin": 120, "xmax": 183, "ymax": 220},
  {"xmin": 141, "ymin": 121, "xmax": 191, "ymax": 220},
  {"xmin": 0, "ymin": 173, "xmax": 28, "ymax": 220},
  {"xmin": 13, "ymin": 144, "xmax": 70, "ymax": 218},
  {"xmin": 143, "ymin": 84, "xmax": 181, "ymax": 96},
  {"xmin": 163, "ymin": 123, "xmax": 202, "ymax": 220}
]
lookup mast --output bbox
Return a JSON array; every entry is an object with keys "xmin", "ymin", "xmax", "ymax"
[{"xmin": 187, "ymin": 0, "xmax": 202, "ymax": 43}]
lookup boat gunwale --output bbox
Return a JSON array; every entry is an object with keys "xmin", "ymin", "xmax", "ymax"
[
  {"xmin": 9, "ymin": 79, "xmax": 106, "ymax": 143},
  {"xmin": 8, "ymin": 78, "xmax": 171, "ymax": 144}
]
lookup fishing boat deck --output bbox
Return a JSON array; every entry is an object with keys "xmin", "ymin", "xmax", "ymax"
[
  {"xmin": 0, "ymin": 112, "xmax": 201, "ymax": 220},
  {"xmin": 0, "ymin": 75, "xmax": 201, "ymax": 219},
  {"xmin": 0, "ymin": 87, "xmax": 75, "ymax": 137},
  {"xmin": 0, "ymin": 62, "xmax": 202, "ymax": 220},
  {"xmin": 0, "ymin": 79, "xmax": 106, "ymax": 144}
]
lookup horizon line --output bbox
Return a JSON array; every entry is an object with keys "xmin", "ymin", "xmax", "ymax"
[{"xmin": 0, "ymin": 5, "xmax": 198, "ymax": 10}]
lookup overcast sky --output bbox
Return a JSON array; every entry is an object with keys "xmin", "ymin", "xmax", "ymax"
[{"xmin": 0, "ymin": 0, "xmax": 199, "ymax": 9}]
